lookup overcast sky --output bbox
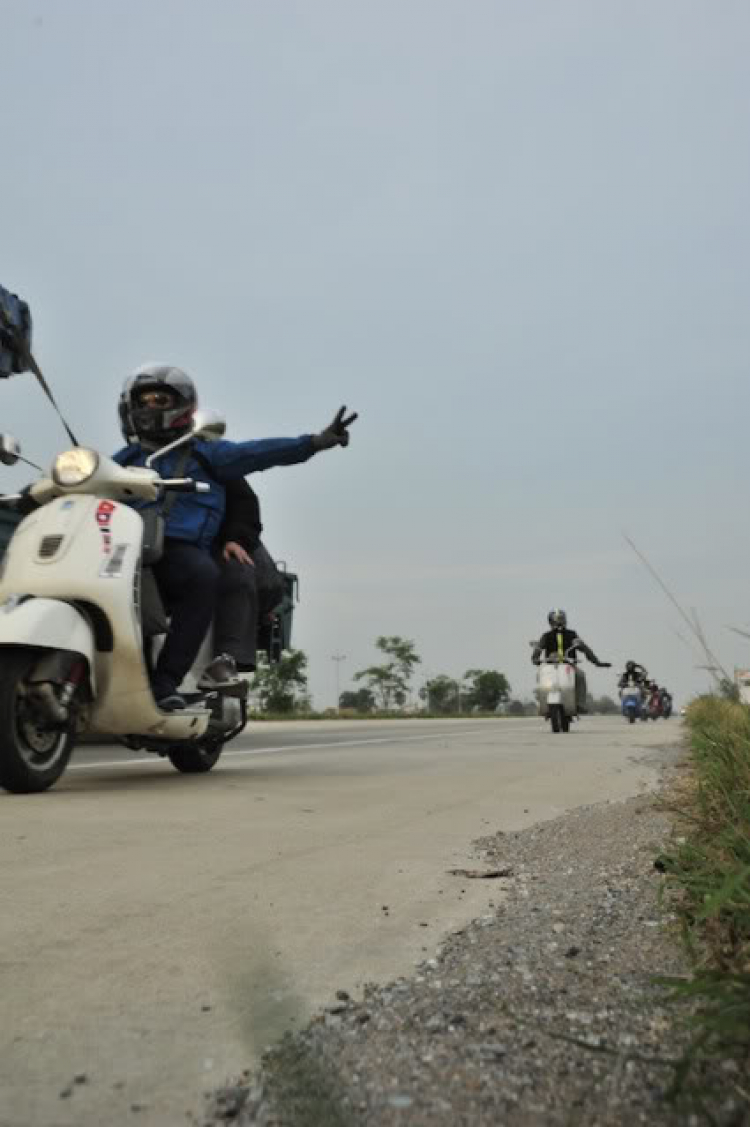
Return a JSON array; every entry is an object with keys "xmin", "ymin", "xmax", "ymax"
[{"xmin": 2, "ymin": 0, "xmax": 749, "ymax": 708}]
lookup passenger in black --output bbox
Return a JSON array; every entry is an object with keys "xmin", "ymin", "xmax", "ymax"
[
  {"xmin": 199, "ymin": 477, "xmax": 284, "ymax": 689},
  {"xmin": 531, "ymin": 608, "xmax": 611, "ymax": 710}
]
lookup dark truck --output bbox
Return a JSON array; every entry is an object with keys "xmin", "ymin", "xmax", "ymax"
[{"xmin": 0, "ymin": 507, "xmax": 298, "ymax": 664}]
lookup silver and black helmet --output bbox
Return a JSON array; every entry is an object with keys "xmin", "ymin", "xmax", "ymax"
[{"xmin": 121, "ymin": 364, "xmax": 197, "ymax": 446}]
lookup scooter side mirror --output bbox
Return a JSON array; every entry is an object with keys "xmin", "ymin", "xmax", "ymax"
[
  {"xmin": 191, "ymin": 410, "xmax": 226, "ymax": 442},
  {"xmin": 145, "ymin": 410, "xmax": 227, "ymax": 467},
  {"xmin": 0, "ymin": 433, "xmax": 21, "ymax": 466}
]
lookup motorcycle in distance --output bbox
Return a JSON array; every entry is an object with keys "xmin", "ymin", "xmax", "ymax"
[
  {"xmin": 659, "ymin": 688, "xmax": 673, "ymax": 719},
  {"xmin": 531, "ymin": 642, "xmax": 580, "ymax": 734},
  {"xmin": 0, "ymin": 412, "xmax": 249, "ymax": 794},
  {"xmin": 619, "ymin": 677, "xmax": 642, "ymax": 724},
  {"xmin": 641, "ymin": 685, "xmax": 663, "ymax": 721}
]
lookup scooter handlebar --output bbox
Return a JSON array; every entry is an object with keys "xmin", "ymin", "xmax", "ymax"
[{"xmin": 159, "ymin": 478, "xmax": 211, "ymax": 494}]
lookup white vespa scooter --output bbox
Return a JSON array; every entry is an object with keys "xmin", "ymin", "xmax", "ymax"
[
  {"xmin": 532, "ymin": 643, "xmax": 580, "ymax": 733},
  {"xmin": 0, "ymin": 412, "xmax": 246, "ymax": 793}
]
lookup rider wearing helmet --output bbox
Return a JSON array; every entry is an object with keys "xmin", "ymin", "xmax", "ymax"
[
  {"xmin": 118, "ymin": 372, "xmax": 279, "ymax": 688},
  {"xmin": 114, "ymin": 363, "xmax": 356, "ymax": 710},
  {"xmin": 531, "ymin": 609, "xmax": 610, "ymax": 710},
  {"xmin": 617, "ymin": 660, "xmax": 649, "ymax": 689}
]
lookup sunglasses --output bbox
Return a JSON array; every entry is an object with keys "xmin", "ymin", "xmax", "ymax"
[{"xmin": 136, "ymin": 390, "xmax": 175, "ymax": 410}]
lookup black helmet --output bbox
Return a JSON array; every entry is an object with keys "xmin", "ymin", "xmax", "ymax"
[
  {"xmin": 548, "ymin": 608, "xmax": 567, "ymax": 629},
  {"xmin": 122, "ymin": 364, "xmax": 197, "ymax": 446},
  {"xmin": 626, "ymin": 660, "xmax": 636, "ymax": 672}
]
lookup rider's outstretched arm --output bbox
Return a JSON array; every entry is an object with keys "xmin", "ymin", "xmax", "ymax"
[
  {"xmin": 574, "ymin": 638, "xmax": 610, "ymax": 667},
  {"xmin": 207, "ymin": 407, "xmax": 358, "ymax": 480}
]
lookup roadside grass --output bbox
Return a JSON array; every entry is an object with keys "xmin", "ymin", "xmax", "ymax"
[{"xmin": 660, "ymin": 696, "xmax": 750, "ymax": 1106}]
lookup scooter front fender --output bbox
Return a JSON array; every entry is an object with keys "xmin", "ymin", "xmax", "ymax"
[
  {"xmin": 0, "ymin": 597, "xmax": 96, "ymax": 689},
  {"xmin": 547, "ymin": 691, "xmax": 562, "ymax": 705}
]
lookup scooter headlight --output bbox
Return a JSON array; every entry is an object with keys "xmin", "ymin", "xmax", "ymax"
[{"xmin": 52, "ymin": 448, "xmax": 99, "ymax": 487}]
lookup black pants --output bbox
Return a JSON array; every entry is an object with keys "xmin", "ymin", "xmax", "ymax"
[
  {"xmin": 213, "ymin": 557, "xmax": 259, "ymax": 671},
  {"xmin": 213, "ymin": 543, "xmax": 284, "ymax": 672},
  {"xmin": 152, "ymin": 541, "xmax": 219, "ymax": 695}
]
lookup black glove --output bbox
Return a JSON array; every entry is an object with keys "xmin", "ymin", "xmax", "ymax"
[{"xmin": 312, "ymin": 406, "xmax": 358, "ymax": 451}]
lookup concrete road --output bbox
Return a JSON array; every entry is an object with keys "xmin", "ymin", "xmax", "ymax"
[{"xmin": 0, "ymin": 716, "xmax": 676, "ymax": 1127}]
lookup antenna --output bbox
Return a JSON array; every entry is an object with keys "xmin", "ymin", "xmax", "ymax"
[
  {"xmin": 726, "ymin": 626, "xmax": 750, "ymax": 642},
  {"xmin": 623, "ymin": 533, "xmax": 730, "ymax": 685}
]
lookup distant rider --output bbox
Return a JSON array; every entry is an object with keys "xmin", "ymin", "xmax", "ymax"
[
  {"xmin": 658, "ymin": 686, "xmax": 673, "ymax": 715},
  {"xmin": 531, "ymin": 608, "xmax": 611, "ymax": 711},
  {"xmin": 617, "ymin": 660, "xmax": 649, "ymax": 690}
]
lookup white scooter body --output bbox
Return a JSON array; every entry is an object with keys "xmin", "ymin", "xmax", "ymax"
[
  {"xmin": 0, "ymin": 491, "xmax": 210, "ymax": 740},
  {"xmin": 536, "ymin": 659, "xmax": 578, "ymax": 718},
  {"xmin": 0, "ymin": 434, "xmax": 225, "ymax": 751}
]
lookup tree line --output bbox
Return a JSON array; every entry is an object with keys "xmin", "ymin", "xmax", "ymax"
[
  {"xmin": 251, "ymin": 635, "xmax": 511, "ymax": 716},
  {"xmin": 249, "ymin": 635, "xmax": 619, "ymax": 716}
]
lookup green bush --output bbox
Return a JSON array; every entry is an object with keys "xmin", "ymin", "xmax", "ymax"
[{"xmin": 662, "ymin": 696, "xmax": 750, "ymax": 1098}]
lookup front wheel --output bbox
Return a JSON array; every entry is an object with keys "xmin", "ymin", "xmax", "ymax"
[
  {"xmin": 550, "ymin": 705, "xmax": 562, "ymax": 733},
  {"xmin": 0, "ymin": 651, "xmax": 76, "ymax": 793},
  {"xmin": 168, "ymin": 739, "xmax": 224, "ymax": 774}
]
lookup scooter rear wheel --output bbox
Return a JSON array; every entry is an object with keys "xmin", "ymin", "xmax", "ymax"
[
  {"xmin": 167, "ymin": 739, "xmax": 224, "ymax": 774},
  {"xmin": 0, "ymin": 650, "xmax": 76, "ymax": 793}
]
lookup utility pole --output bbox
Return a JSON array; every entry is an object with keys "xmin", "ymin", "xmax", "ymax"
[{"xmin": 331, "ymin": 653, "xmax": 346, "ymax": 712}]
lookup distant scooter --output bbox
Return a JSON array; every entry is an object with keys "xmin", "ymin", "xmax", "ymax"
[
  {"xmin": 641, "ymin": 686, "xmax": 663, "ymax": 721},
  {"xmin": 619, "ymin": 679, "xmax": 642, "ymax": 724},
  {"xmin": 659, "ymin": 689, "xmax": 673, "ymax": 719}
]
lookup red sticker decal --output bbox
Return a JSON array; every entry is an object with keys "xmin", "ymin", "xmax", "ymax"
[{"xmin": 95, "ymin": 500, "xmax": 116, "ymax": 553}]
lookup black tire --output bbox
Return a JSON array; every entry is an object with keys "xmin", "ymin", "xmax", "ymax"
[
  {"xmin": 561, "ymin": 713, "xmax": 571, "ymax": 733},
  {"xmin": 0, "ymin": 650, "xmax": 76, "ymax": 793},
  {"xmin": 167, "ymin": 739, "xmax": 224, "ymax": 774},
  {"xmin": 628, "ymin": 713, "xmax": 636, "ymax": 725},
  {"xmin": 550, "ymin": 705, "xmax": 562, "ymax": 733}
]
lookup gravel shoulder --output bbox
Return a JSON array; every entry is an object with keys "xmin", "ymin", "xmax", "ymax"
[{"xmin": 200, "ymin": 740, "xmax": 739, "ymax": 1126}]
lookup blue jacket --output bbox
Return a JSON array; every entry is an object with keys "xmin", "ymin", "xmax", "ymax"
[{"xmin": 113, "ymin": 434, "xmax": 316, "ymax": 550}]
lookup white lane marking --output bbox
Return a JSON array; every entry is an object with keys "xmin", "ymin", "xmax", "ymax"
[{"xmin": 68, "ymin": 723, "xmax": 534, "ymax": 772}]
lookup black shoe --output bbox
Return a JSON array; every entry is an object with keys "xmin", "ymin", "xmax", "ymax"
[
  {"xmin": 198, "ymin": 653, "xmax": 241, "ymax": 691},
  {"xmin": 156, "ymin": 692, "xmax": 186, "ymax": 712}
]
